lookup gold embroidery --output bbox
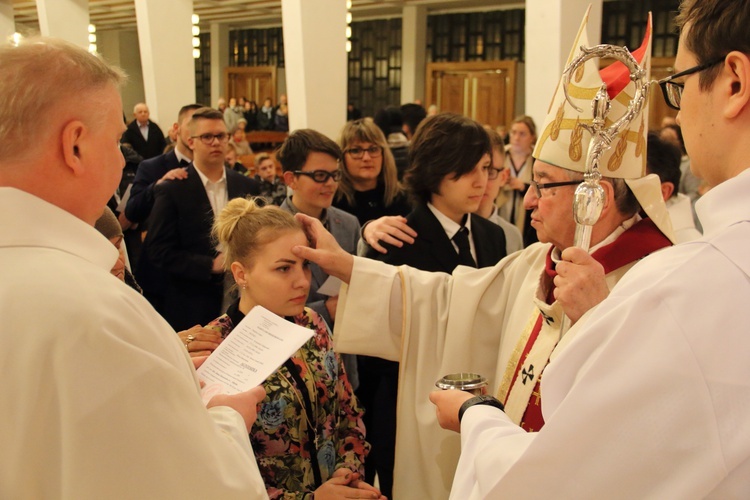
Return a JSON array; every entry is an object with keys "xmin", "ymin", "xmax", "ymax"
[
  {"xmin": 635, "ymin": 117, "xmax": 645, "ymax": 158},
  {"xmin": 574, "ymin": 62, "xmax": 585, "ymax": 83},
  {"xmin": 569, "ymin": 118, "xmax": 583, "ymax": 162},
  {"xmin": 496, "ymin": 312, "xmax": 540, "ymax": 402},
  {"xmin": 550, "ymin": 103, "xmax": 565, "ymax": 141},
  {"xmin": 607, "ymin": 129, "xmax": 628, "ymax": 172}
]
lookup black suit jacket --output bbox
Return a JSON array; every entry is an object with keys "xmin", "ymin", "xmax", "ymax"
[
  {"xmin": 125, "ymin": 150, "xmax": 182, "ymax": 224},
  {"xmin": 121, "ymin": 120, "xmax": 166, "ymax": 160},
  {"xmin": 146, "ymin": 165, "xmax": 260, "ymax": 330},
  {"xmin": 366, "ymin": 203, "xmax": 507, "ymax": 272}
]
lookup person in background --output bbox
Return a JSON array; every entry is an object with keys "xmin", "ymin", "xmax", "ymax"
[
  {"xmin": 244, "ymin": 100, "xmax": 259, "ymax": 131},
  {"xmin": 474, "ymin": 129, "xmax": 524, "ymax": 255},
  {"xmin": 0, "ymin": 36, "xmax": 268, "ymax": 499},
  {"xmin": 225, "ymin": 142, "xmax": 249, "ymax": 175},
  {"xmin": 257, "ymin": 97, "xmax": 275, "ymax": 131},
  {"xmin": 274, "ymin": 94, "xmax": 289, "ymax": 132},
  {"xmin": 223, "ymin": 97, "xmax": 243, "ymax": 133},
  {"xmin": 124, "ymin": 103, "xmax": 204, "ymax": 314},
  {"xmin": 232, "ymin": 121, "xmax": 253, "ymax": 156},
  {"xmin": 400, "ymin": 102, "xmax": 427, "ymax": 141},
  {"xmin": 145, "ymin": 107, "xmax": 260, "ymax": 331},
  {"xmin": 207, "ymin": 197, "xmax": 382, "ymax": 500},
  {"xmin": 120, "ymin": 102, "xmax": 166, "ymax": 160},
  {"xmin": 660, "ymin": 122, "xmax": 704, "ymax": 231},
  {"xmin": 496, "ymin": 115, "xmax": 538, "ymax": 247},
  {"xmin": 95, "ymin": 206, "xmax": 142, "ymax": 293},
  {"xmin": 333, "ymin": 118, "xmax": 411, "ymax": 226},
  {"xmin": 373, "ymin": 106, "xmax": 410, "ymax": 179},
  {"xmin": 254, "ymin": 152, "xmax": 287, "ymax": 206},
  {"xmin": 646, "ymin": 132, "xmax": 701, "ymax": 243}
]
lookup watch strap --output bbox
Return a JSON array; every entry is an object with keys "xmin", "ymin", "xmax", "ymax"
[{"xmin": 458, "ymin": 395, "xmax": 505, "ymax": 423}]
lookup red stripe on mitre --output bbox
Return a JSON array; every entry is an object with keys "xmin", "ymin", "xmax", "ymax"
[{"xmin": 599, "ymin": 18, "xmax": 651, "ymax": 99}]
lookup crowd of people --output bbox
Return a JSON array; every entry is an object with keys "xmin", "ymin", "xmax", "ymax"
[{"xmin": 3, "ymin": 0, "xmax": 749, "ymax": 498}]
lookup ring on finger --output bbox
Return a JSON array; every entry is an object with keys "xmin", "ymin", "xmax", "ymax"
[{"xmin": 185, "ymin": 334, "xmax": 196, "ymax": 349}]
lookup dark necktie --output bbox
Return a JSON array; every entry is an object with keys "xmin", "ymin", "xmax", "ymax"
[
  {"xmin": 179, "ymin": 159, "xmax": 190, "ymax": 166},
  {"xmin": 453, "ymin": 227, "xmax": 476, "ymax": 267}
]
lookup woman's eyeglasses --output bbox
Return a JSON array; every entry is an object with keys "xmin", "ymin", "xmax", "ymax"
[{"xmin": 345, "ymin": 146, "xmax": 383, "ymax": 159}]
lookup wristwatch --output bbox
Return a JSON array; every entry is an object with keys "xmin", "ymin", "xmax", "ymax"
[{"xmin": 458, "ymin": 395, "xmax": 505, "ymax": 423}]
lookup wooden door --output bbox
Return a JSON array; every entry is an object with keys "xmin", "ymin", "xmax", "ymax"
[
  {"xmin": 225, "ymin": 66, "xmax": 277, "ymax": 104},
  {"xmin": 426, "ymin": 61, "xmax": 517, "ymax": 128}
]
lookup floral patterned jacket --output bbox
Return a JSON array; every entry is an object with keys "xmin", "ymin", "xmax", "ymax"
[{"xmin": 206, "ymin": 303, "xmax": 369, "ymax": 499}]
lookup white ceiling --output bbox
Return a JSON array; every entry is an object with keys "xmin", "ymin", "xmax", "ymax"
[{"xmin": 12, "ymin": 0, "xmax": 524, "ymax": 33}]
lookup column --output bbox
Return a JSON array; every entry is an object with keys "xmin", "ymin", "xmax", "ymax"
[
  {"xmin": 281, "ymin": 0, "xmax": 347, "ymax": 140},
  {"xmin": 98, "ymin": 30, "xmax": 146, "ymax": 117},
  {"xmin": 210, "ymin": 22, "xmax": 229, "ymax": 107},
  {"xmin": 133, "ymin": 0, "xmax": 195, "ymax": 127},
  {"xmin": 0, "ymin": 0, "xmax": 14, "ymax": 40},
  {"xmin": 36, "ymin": 0, "xmax": 89, "ymax": 49},
  {"xmin": 524, "ymin": 0, "xmax": 602, "ymax": 127},
  {"xmin": 401, "ymin": 5, "xmax": 427, "ymax": 104}
]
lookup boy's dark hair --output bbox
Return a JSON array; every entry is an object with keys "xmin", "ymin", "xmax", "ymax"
[
  {"xmin": 276, "ymin": 129, "xmax": 342, "ymax": 172},
  {"xmin": 646, "ymin": 132, "xmax": 683, "ymax": 198},
  {"xmin": 188, "ymin": 107, "xmax": 226, "ymax": 133},
  {"xmin": 373, "ymin": 106, "xmax": 404, "ymax": 137},
  {"xmin": 404, "ymin": 113, "xmax": 492, "ymax": 205},
  {"xmin": 177, "ymin": 103, "xmax": 205, "ymax": 123}
]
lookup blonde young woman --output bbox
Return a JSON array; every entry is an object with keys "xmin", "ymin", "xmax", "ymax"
[{"xmin": 207, "ymin": 197, "xmax": 383, "ymax": 500}]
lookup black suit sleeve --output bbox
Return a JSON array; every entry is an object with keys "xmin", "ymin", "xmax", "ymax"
[
  {"xmin": 146, "ymin": 184, "xmax": 215, "ymax": 283},
  {"xmin": 125, "ymin": 160, "xmax": 161, "ymax": 223}
]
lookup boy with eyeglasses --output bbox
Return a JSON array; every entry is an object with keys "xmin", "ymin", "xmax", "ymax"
[
  {"xmin": 145, "ymin": 107, "xmax": 260, "ymax": 331},
  {"xmin": 277, "ymin": 129, "xmax": 360, "ymax": 388}
]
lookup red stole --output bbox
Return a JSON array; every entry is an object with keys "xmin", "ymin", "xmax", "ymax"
[{"xmin": 508, "ymin": 218, "xmax": 671, "ymax": 432}]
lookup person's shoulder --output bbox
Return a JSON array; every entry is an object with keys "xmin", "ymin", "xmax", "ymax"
[{"xmin": 328, "ymin": 206, "xmax": 359, "ymax": 227}]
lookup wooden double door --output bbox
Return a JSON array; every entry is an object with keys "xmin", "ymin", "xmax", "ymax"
[
  {"xmin": 426, "ymin": 60, "xmax": 517, "ymax": 128},
  {"xmin": 225, "ymin": 66, "xmax": 276, "ymax": 104}
]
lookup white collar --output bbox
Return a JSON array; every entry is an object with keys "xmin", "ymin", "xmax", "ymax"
[
  {"xmin": 696, "ymin": 168, "xmax": 750, "ymax": 237},
  {"xmin": 0, "ymin": 188, "xmax": 118, "ymax": 271},
  {"xmin": 193, "ymin": 164, "xmax": 227, "ymax": 187},
  {"xmin": 427, "ymin": 201, "xmax": 472, "ymax": 240},
  {"xmin": 174, "ymin": 147, "xmax": 191, "ymax": 164},
  {"xmin": 551, "ymin": 213, "xmax": 640, "ymax": 263}
]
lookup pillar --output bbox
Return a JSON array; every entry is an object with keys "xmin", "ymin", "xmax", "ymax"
[
  {"xmin": 281, "ymin": 0, "xmax": 347, "ymax": 140},
  {"xmin": 210, "ymin": 22, "xmax": 229, "ymax": 107},
  {"xmin": 133, "ymin": 0, "xmax": 195, "ymax": 127},
  {"xmin": 401, "ymin": 5, "xmax": 427, "ymax": 104},
  {"xmin": 36, "ymin": 0, "xmax": 89, "ymax": 49},
  {"xmin": 524, "ymin": 0, "xmax": 602, "ymax": 126}
]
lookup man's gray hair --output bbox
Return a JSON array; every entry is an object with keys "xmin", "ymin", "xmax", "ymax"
[
  {"xmin": 563, "ymin": 169, "xmax": 640, "ymax": 217},
  {"xmin": 0, "ymin": 37, "xmax": 126, "ymax": 160}
]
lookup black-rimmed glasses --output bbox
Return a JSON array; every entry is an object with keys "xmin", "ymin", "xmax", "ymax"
[
  {"xmin": 658, "ymin": 56, "xmax": 726, "ymax": 110},
  {"xmin": 486, "ymin": 166, "xmax": 504, "ymax": 180},
  {"xmin": 531, "ymin": 179, "xmax": 580, "ymax": 198},
  {"xmin": 293, "ymin": 170, "xmax": 342, "ymax": 183},
  {"xmin": 191, "ymin": 132, "xmax": 230, "ymax": 144},
  {"xmin": 345, "ymin": 146, "xmax": 383, "ymax": 159}
]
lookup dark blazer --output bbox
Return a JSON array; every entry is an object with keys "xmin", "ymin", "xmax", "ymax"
[
  {"xmin": 146, "ymin": 165, "xmax": 260, "ymax": 330},
  {"xmin": 125, "ymin": 150, "xmax": 182, "ymax": 224},
  {"xmin": 366, "ymin": 203, "xmax": 507, "ymax": 272},
  {"xmin": 121, "ymin": 120, "xmax": 166, "ymax": 160}
]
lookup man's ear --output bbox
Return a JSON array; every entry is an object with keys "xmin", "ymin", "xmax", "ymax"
[
  {"xmin": 660, "ymin": 181, "xmax": 675, "ymax": 201},
  {"xmin": 282, "ymin": 170, "xmax": 296, "ymax": 188},
  {"xmin": 724, "ymin": 51, "xmax": 750, "ymax": 119},
  {"xmin": 598, "ymin": 179, "xmax": 616, "ymax": 216},
  {"xmin": 60, "ymin": 120, "xmax": 86, "ymax": 175},
  {"xmin": 187, "ymin": 136, "xmax": 196, "ymax": 151}
]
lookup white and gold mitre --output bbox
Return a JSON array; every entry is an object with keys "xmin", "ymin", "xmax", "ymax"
[{"xmin": 533, "ymin": 8, "xmax": 675, "ymax": 242}]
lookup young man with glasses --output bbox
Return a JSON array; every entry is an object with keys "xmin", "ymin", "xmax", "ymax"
[
  {"xmin": 294, "ymin": 12, "xmax": 675, "ymax": 499},
  {"xmin": 146, "ymin": 107, "xmax": 260, "ymax": 330},
  {"xmin": 277, "ymin": 129, "xmax": 360, "ymax": 361}
]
